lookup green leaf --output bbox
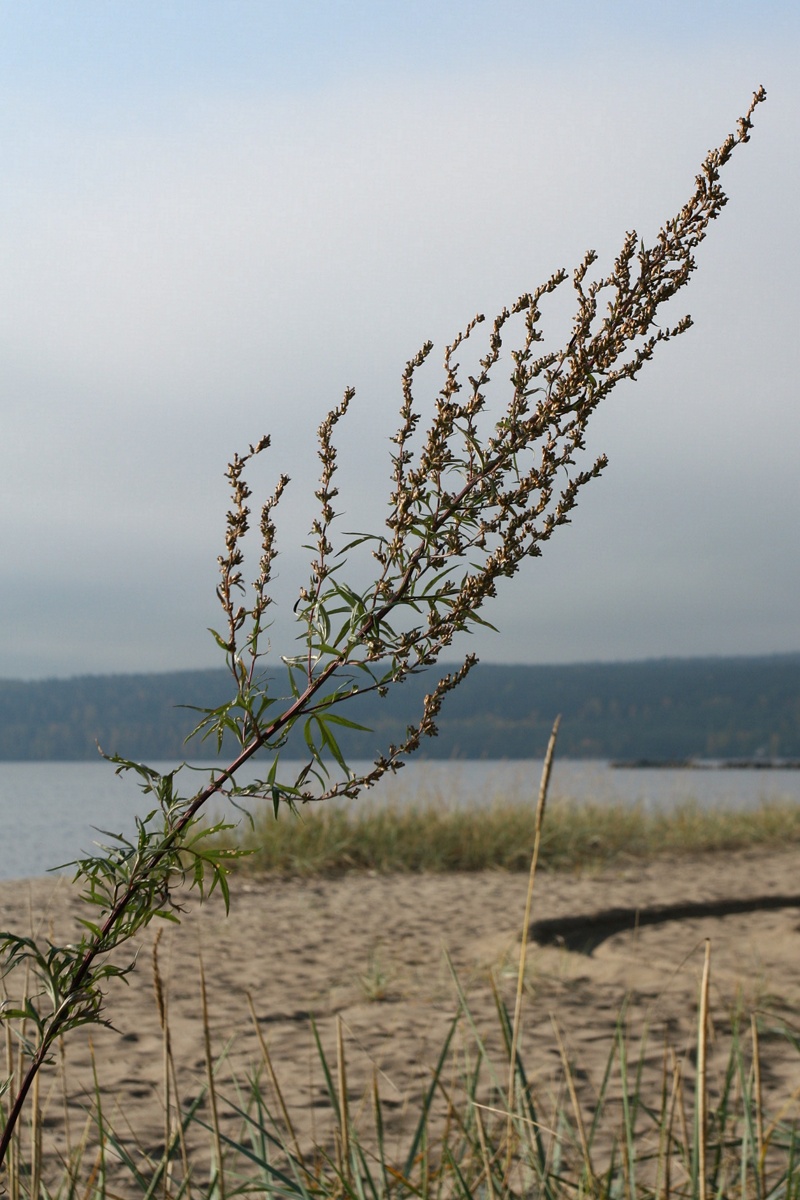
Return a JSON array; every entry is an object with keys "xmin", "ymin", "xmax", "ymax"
[
  {"xmin": 314, "ymin": 604, "xmax": 331, "ymax": 643},
  {"xmin": 207, "ymin": 626, "xmax": 232, "ymax": 652},
  {"xmin": 315, "ymin": 716, "xmax": 349, "ymax": 774},
  {"xmin": 320, "ymin": 711, "xmax": 372, "ymax": 733}
]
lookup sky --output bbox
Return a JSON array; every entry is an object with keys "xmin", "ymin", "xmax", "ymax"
[{"xmin": 1, "ymin": 1, "xmax": 798, "ymax": 680}]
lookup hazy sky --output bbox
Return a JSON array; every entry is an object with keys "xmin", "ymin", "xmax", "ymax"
[{"xmin": 1, "ymin": 2, "xmax": 797, "ymax": 680}]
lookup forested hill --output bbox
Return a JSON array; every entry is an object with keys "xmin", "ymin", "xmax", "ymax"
[{"xmin": 1, "ymin": 654, "xmax": 799, "ymax": 762}]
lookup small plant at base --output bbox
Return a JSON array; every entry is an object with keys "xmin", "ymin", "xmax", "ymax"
[
  {"xmin": 0, "ymin": 87, "xmax": 766, "ymax": 1175},
  {"xmin": 358, "ymin": 950, "xmax": 393, "ymax": 1003}
]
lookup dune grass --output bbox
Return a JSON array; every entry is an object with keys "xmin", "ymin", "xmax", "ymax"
[
  {"xmin": 217, "ymin": 795, "xmax": 800, "ymax": 876},
  {"xmin": 5, "ymin": 925, "xmax": 800, "ymax": 1200}
]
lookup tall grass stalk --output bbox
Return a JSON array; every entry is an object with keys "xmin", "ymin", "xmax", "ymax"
[
  {"xmin": 506, "ymin": 715, "xmax": 560, "ymax": 1168},
  {"xmin": 199, "ymin": 957, "xmax": 225, "ymax": 1200},
  {"xmin": 751, "ymin": 1012, "xmax": 766, "ymax": 1199},
  {"xmin": 696, "ymin": 939, "xmax": 711, "ymax": 1200}
]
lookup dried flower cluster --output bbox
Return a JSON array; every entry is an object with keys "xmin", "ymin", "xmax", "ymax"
[{"xmin": 201, "ymin": 85, "xmax": 767, "ymax": 803}]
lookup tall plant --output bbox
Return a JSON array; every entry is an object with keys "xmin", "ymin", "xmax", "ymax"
[{"xmin": 0, "ymin": 88, "xmax": 766, "ymax": 1169}]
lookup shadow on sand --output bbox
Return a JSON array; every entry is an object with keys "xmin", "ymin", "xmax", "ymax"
[{"xmin": 529, "ymin": 893, "xmax": 800, "ymax": 955}]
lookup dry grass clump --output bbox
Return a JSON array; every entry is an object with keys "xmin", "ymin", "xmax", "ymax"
[
  {"xmin": 220, "ymin": 797, "xmax": 800, "ymax": 875},
  {"xmin": 5, "ymin": 851, "xmax": 800, "ymax": 1200}
]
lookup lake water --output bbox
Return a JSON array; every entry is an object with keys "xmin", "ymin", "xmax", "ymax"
[{"xmin": 1, "ymin": 758, "xmax": 799, "ymax": 881}]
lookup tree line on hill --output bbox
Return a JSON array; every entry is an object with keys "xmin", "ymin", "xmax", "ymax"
[{"xmin": 0, "ymin": 653, "xmax": 798, "ymax": 762}]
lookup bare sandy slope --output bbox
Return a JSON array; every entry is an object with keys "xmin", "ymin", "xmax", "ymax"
[{"xmin": 2, "ymin": 849, "xmax": 800, "ymax": 1181}]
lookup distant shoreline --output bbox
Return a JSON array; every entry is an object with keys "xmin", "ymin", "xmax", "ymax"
[
  {"xmin": 612, "ymin": 758, "xmax": 800, "ymax": 770},
  {"xmin": 1, "ymin": 653, "xmax": 799, "ymax": 761}
]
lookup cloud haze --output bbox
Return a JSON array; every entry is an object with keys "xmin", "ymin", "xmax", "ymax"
[{"xmin": 0, "ymin": 3, "xmax": 797, "ymax": 678}]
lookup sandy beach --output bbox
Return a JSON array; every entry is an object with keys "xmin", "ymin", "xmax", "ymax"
[{"xmin": 2, "ymin": 848, "xmax": 800, "ymax": 1182}]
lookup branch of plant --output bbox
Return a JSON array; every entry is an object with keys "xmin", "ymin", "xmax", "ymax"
[{"xmin": 0, "ymin": 86, "xmax": 766, "ymax": 1173}]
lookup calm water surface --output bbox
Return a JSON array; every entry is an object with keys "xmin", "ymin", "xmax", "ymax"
[{"xmin": 1, "ymin": 758, "xmax": 799, "ymax": 881}]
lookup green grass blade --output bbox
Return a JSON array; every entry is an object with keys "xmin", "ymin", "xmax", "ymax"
[
  {"xmin": 490, "ymin": 979, "xmax": 555, "ymax": 1199},
  {"xmin": 402, "ymin": 1011, "xmax": 461, "ymax": 1182}
]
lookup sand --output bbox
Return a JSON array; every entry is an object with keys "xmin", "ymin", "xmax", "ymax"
[{"xmin": 2, "ymin": 848, "xmax": 800, "ymax": 1183}]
